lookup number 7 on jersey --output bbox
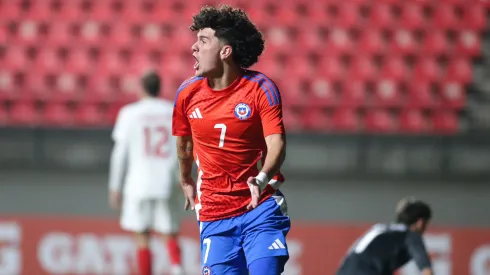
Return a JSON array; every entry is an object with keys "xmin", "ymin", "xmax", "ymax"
[{"xmin": 214, "ymin": 124, "xmax": 226, "ymax": 148}]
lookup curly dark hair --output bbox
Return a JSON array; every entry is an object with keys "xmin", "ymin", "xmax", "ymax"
[{"xmin": 190, "ymin": 5, "xmax": 265, "ymax": 69}]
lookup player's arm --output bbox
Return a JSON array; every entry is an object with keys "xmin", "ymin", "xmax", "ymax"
[
  {"xmin": 254, "ymin": 77, "xmax": 286, "ymax": 190},
  {"xmin": 108, "ymin": 108, "xmax": 130, "ymax": 209},
  {"xmin": 406, "ymin": 231, "xmax": 433, "ymax": 275},
  {"xmin": 176, "ymin": 136, "xmax": 194, "ymax": 179},
  {"xmin": 172, "ymin": 86, "xmax": 196, "ymax": 210},
  {"xmin": 261, "ymin": 134, "xmax": 286, "ymax": 181}
]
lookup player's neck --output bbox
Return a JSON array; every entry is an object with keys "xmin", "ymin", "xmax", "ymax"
[{"xmin": 207, "ymin": 65, "xmax": 242, "ymax": 91}]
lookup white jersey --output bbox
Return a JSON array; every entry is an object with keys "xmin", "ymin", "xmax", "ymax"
[{"xmin": 110, "ymin": 98, "xmax": 177, "ymax": 199}]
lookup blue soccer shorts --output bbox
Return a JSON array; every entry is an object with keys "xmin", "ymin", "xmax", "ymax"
[{"xmin": 199, "ymin": 190, "xmax": 291, "ymax": 275}]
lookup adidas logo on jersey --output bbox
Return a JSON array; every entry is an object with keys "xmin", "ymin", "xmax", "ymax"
[
  {"xmin": 268, "ymin": 239, "xmax": 286, "ymax": 250},
  {"xmin": 189, "ymin": 108, "xmax": 203, "ymax": 119}
]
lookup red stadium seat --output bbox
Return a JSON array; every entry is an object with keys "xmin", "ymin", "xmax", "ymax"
[
  {"xmin": 462, "ymin": 4, "xmax": 487, "ymax": 31},
  {"xmin": 340, "ymin": 80, "xmax": 367, "ymax": 108},
  {"xmin": 15, "ymin": 20, "xmax": 40, "ymax": 46},
  {"xmin": 97, "ymin": 51, "xmax": 125, "ymax": 76},
  {"xmin": 432, "ymin": 5, "xmax": 459, "ymax": 30},
  {"xmin": 332, "ymin": 108, "xmax": 359, "ymax": 132},
  {"xmin": 53, "ymin": 73, "xmax": 81, "ymax": 102},
  {"xmin": 89, "ymin": 1, "xmax": 115, "ymax": 23},
  {"xmin": 9, "ymin": 101, "xmax": 38, "ymax": 126},
  {"xmin": 0, "ymin": 25, "xmax": 7, "ymax": 45},
  {"xmin": 275, "ymin": 0, "xmax": 302, "ymax": 27},
  {"xmin": 85, "ymin": 73, "xmax": 117, "ymax": 103},
  {"xmin": 34, "ymin": 48, "xmax": 62, "ymax": 75},
  {"xmin": 455, "ymin": 30, "xmax": 482, "ymax": 57},
  {"xmin": 399, "ymin": 109, "xmax": 428, "ymax": 133},
  {"xmin": 306, "ymin": 2, "xmax": 331, "ymax": 25},
  {"xmin": 280, "ymin": 78, "xmax": 308, "ymax": 107},
  {"xmin": 26, "ymin": 1, "xmax": 52, "ymax": 22},
  {"xmin": 65, "ymin": 49, "xmax": 92, "ymax": 74},
  {"xmin": 364, "ymin": 109, "xmax": 397, "ymax": 133},
  {"xmin": 43, "ymin": 103, "xmax": 73, "ymax": 126},
  {"xmin": 0, "ymin": 71, "xmax": 16, "ymax": 100},
  {"xmin": 439, "ymin": 81, "xmax": 466, "ymax": 110},
  {"xmin": 46, "ymin": 23, "xmax": 74, "ymax": 47},
  {"xmin": 412, "ymin": 58, "xmax": 441, "ymax": 83},
  {"xmin": 327, "ymin": 28, "xmax": 355, "ymax": 56},
  {"xmin": 372, "ymin": 79, "xmax": 403, "ymax": 107},
  {"xmin": 431, "ymin": 111, "xmax": 458, "ymax": 134},
  {"xmin": 3, "ymin": 47, "xmax": 30, "ymax": 72},
  {"xmin": 121, "ymin": 1, "xmax": 146, "ymax": 24},
  {"xmin": 335, "ymin": 3, "xmax": 361, "ymax": 29},
  {"xmin": 369, "ymin": 4, "xmax": 396, "ymax": 29},
  {"xmin": 107, "ymin": 23, "xmax": 134, "ymax": 48},
  {"xmin": 287, "ymin": 55, "xmax": 316, "ymax": 79},
  {"xmin": 296, "ymin": 26, "xmax": 327, "ymax": 52},
  {"xmin": 301, "ymin": 108, "xmax": 331, "ymax": 131},
  {"xmin": 400, "ymin": 3, "xmax": 426, "ymax": 30},
  {"xmin": 309, "ymin": 78, "xmax": 337, "ymax": 107},
  {"xmin": 74, "ymin": 104, "xmax": 109, "ymax": 127},
  {"xmin": 445, "ymin": 58, "xmax": 472, "ymax": 84},
  {"xmin": 58, "ymin": 0, "xmax": 84, "ymax": 22},
  {"xmin": 357, "ymin": 29, "xmax": 386, "ymax": 56},
  {"xmin": 282, "ymin": 108, "xmax": 303, "ymax": 132},
  {"xmin": 389, "ymin": 29, "xmax": 418, "ymax": 56},
  {"xmin": 24, "ymin": 73, "xmax": 50, "ymax": 101},
  {"xmin": 379, "ymin": 57, "xmax": 408, "ymax": 82},
  {"xmin": 319, "ymin": 57, "xmax": 345, "ymax": 82},
  {"xmin": 349, "ymin": 57, "xmax": 378, "ymax": 82},
  {"xmin": 0, "ymin": 0, "xmax": 21, "ymax": 23},
  {"xmin": 406, "ymin": 81, "xmax": 437, "ymax": 109},
  {"xmin": 422, "ymin": 30, "xmax": 450, "ymax": 57},
  {"xmin": 139, "ymin": 23, "xmax": 166, "ymax": 52},
  {"xmin": 79, "ymin": 21, "xmax": 105, "ymax": 47}
]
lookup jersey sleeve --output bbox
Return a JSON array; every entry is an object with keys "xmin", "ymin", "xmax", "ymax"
[
  {"xmin": 256, "ymin": 77, "xmax": 285, "ymax": 137},
  {"xmin": 405, "ymin": 231, "xmax": 432, "ymax": 270},
  {"xmin": 172, "ymin": 84, "xmax": 192, "ymax": 136},
  {"xmin": 112, "ymin": 107, "xmax": 131, "ymax": 142}
]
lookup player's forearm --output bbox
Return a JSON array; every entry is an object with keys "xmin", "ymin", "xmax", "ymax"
[
  {"xmin": 176, "ymin": 136, "xmax": 194, "ymax": 180},
  {"xmin": 108, "ymin": 141, "xmax": 127, "ymax": 191},
  {"xmin": 261, "ymin": 134, "xmax": 286, "ymax": 180}
]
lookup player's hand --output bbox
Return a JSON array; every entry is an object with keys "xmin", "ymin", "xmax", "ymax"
[
  {"xmin": 246, "ymin": 176, "xmax": 261, "ymax": 210},
  {"xmin": 109, "ymin": 190, "xmax": 122, "ymax": 211},
  {"xmin": 180, "ymin": 177, "xmax": 197, "ymax": 211}
]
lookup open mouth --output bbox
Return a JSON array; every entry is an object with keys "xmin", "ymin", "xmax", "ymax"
[{"xmin": 193, "ymin": 56, "xmax": 199, "ymax": 70}]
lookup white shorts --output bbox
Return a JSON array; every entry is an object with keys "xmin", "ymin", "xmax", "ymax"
[{"xmin": 120, "ymin": 197, "xmax": 180, "ymax": 234}]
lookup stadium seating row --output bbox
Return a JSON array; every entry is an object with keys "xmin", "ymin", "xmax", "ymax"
[
  {"xmin": 1, "ymin": 26, "xmax": 482, "ymax": 59},
  {"xmin": 0, "ymin": 101, "xmax": 458, "ymax": 133},
  {"xmin": 0, "ymin": 0, "xmax": 485, "ymax": 133},
  {"xmin": 1, "ymin": 0, "xmax": 488, "ymax": 32}
]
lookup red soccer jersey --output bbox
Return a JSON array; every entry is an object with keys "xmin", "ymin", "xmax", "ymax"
[{"xmin": 172, "ymin": 70, "xmax": 286, "ymax": 222}]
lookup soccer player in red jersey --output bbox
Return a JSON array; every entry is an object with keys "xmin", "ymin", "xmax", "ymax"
[{"xmin": 172, "ymin": 5, "xmax": 290, "ymax": 275}]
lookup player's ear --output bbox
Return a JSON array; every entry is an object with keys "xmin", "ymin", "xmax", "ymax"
[{"xmin": 220, "ymin": 45, "xmax": 233, "ymax": 60}]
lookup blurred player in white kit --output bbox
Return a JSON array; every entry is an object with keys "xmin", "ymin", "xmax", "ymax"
[{"xmin": 108, "ymin": 71, "xmax": 185, "ymax": 275}]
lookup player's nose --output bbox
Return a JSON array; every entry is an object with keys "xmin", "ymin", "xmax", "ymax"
[{"xmin": 191, "ymin": 41, "xmax": 198, "ymax": 52}]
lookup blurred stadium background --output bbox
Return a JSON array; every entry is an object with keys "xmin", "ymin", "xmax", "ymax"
[{"xmin": 1, "ymin": 0, "xmax": 490, "ymax": 274}]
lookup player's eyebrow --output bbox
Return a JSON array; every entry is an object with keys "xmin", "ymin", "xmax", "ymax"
[{"xmin": 197, "ymin": 35, "xmax": 210, "ymax": 41}]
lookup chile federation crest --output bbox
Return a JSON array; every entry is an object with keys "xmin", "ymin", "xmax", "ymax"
[{"xmin": 234, "ymin": 103, "xmax": 252, "ymax": 120}]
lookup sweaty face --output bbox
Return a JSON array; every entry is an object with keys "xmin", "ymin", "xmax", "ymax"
[{"xmin": 192, "ymin": 28, "xmax": 223, "ymax": 77}]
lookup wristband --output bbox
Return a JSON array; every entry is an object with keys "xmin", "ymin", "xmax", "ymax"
[{"xmin": 255, "ymin": 172, "xmax": 269, "ymax": 192}]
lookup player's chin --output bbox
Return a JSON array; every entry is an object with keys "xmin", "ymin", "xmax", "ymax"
[{"xmin": 194, "ymin": 69, "xmax": 203, "ymax": 77}]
